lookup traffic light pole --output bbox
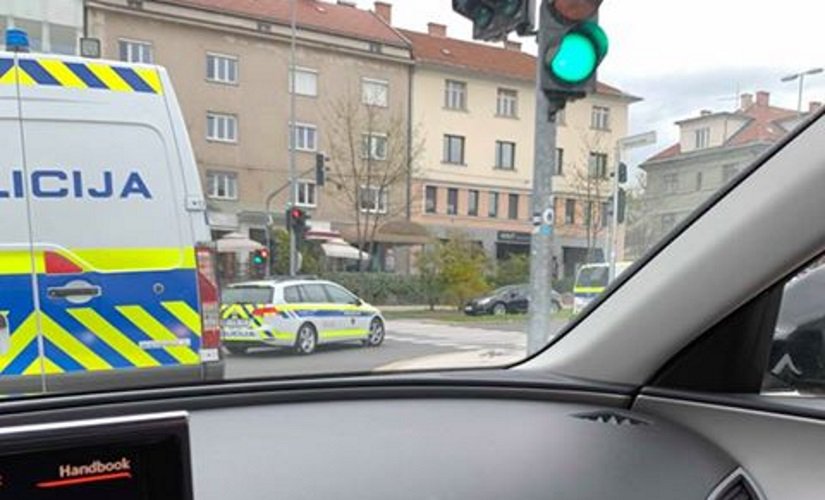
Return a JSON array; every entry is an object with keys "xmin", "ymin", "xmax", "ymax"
[
  {"xmin": 608, "ymin": 141, "xmax": 621, "ymax": 282},
  {"xmin": 527, "ymin": 4, "xmax": 562, "ymax": 356},
  {"xmin": 288, "ymin": 0, "xmax": 298, "ymax": 277}
]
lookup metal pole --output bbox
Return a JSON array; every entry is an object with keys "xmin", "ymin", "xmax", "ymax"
[
  {"xmin": 608, "ymin": 142, "xmax": 621, "ymax": 281},
  {"xmin": 527, "ymin": 4, "xmax": 560, "ymax": 355},
  {"xmin": 288, "ymin": 0, "xmax": 298, "ymax": 276},
  {"xmin": 797, "ymin": 74, "xmax": 805, "ymax": 115}
]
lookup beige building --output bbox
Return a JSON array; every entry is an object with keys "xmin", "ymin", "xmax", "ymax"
[
  {"xmin": 402, "ymin": 23, "xmax": 638, "ymax": 278},
  {"xmin": 86, "ymin": 0, "xmax": 415, "ymax": 272}
]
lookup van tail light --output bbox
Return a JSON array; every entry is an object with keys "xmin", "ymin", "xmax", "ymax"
[
  {"xmin": 44, "ymin": 251, "xmax": 83, "ymax": 275},
  {"xmin": 252, "ymin": 305, "xmax": 279, "ymax": 317},
  {"xmin": 195, "ymin": 244, "xmax": 221, "ymax": 358}
]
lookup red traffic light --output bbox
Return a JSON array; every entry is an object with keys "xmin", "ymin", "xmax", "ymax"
[
  {"xmin": 290, "ymin": 208, "xmax": 304, "ymax": 220},
  {"xmin": 549, "ymin": 0, "xmax": 601, "ymax": 23}
]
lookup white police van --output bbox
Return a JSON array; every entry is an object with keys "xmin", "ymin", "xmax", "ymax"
[{"xmin": 0, "ymin": 29, "xmax": 223, "ymax": 392}]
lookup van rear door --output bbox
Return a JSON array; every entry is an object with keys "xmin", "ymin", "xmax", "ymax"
[
  {"xmin": 16, "ymin": 55, "xmax": 201, "ymax": 390},
  {"xmin": 0, "ymin": 54, "xmax": 43, "ymax": 390}
]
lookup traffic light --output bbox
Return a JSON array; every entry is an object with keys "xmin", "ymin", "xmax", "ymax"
[
  {"xmin": 287, "ymin": 207, "xmax": 309, "ymax": 237},
  {"xmin": 315, "ymin": 153, "xmax": 326, "ymax": 187},
  {"xmin": 617, "ymin": 162, "xmax": 628, "ymax": 184},
  {"xmin": 539, "ymin": 0, "xmax": 608, "ymax": 103},
  {"xmin": 252, "ymin": 248, "xmax": 269, "ymax": 266},
  {"xmin": 616, "ymin": 187, "xmax": 626, "ymax": 224},
  {"xmin": 453, "ymin": 0, "xmax": 536, "ymax": 42}
]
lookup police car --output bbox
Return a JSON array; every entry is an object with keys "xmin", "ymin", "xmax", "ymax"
[
  {"xmin": 0, "ymin": 30, "xmax": 223, "ymax": 392},
  {"xmin": 221, "ymin": 279, "xmax": 385, "ymax": 355}
]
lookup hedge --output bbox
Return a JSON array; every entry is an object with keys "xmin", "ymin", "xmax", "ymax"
[{"xmin": 322, "ymin": 273, "xmax": 432, "ymax": 306}]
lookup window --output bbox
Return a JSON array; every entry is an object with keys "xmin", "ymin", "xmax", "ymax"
[
  {"xmin": 207, "ymin": 113, "xmax": 238, "ymax": 143},
  {"xmin": 444, "ymin": 80, "xmax": 467, "ymax": 110},
  {"xmin": 496, "ymin": 88, "xmax": 518, "ymax": 117},
  {"xmin": 425, "ymin": 186, "xmax": 438, "ymax": 214},
  {"xmin": 295, "ymin": 181, "xmax": 316, "ymax": 207},
  {"xmin": 508, "ymin": 194, "xmax": 519, "ymax": 220},
  {"xmin": 362, "ymin": 78, "xmax": 389, "ymax": 107},
  {"xmin": 589, "ymin": 152, "xmax": 608, "ymax": 178},
  {"xmin": 663, "ymin": 173, "xmax": 679, "ymax": 193},
  {"xmin": 289, "ymin": 67, "xmax": 318, "ymax": 97},
  {"xmin": 206, "ymin": 171, "xmax": 238, "ymax": 200},
  {"xmin": 443, "ymin": 135, "xmax": 465, "ymax": 165},
  {"xmin": 601, "ymin": 202, "xmax": 610, "ymax": 227},
  {"xmin": 555, "ymin": 148, "xmax": 564, "ymax": 175},
  {"xmin": 723, "ymin": 164, "xmax": 739, "ymax": 183},
  {"xmin": 324, "ymin": 285, "xmax": 358, "ymax": 305},
  {"xmin": 661, "ymin": 213, "xmax": 677, "ymax": 230},
  {"xmin": 591, "ymin": 105, "xmax": 610, "ymax": 130},
  {"xmin": 696, "ymin": 172, "xmax": 704, "ymax": 191},
  {"xmin": 468, "ymin": 190, "xmax": 479, "ymax": 216},
  {"xmin": 14, "ymin": 18, "xmax": 43, "ymax": 52},
  {"xmin": 565, "ymin": 199, "xmax": 576, "ymax": 225},
  {"xmin": 49, "ymin": 24, "xmax": 77, "ymax": 55},
  {"xmin": 447, "ymin": 188, "xmax": 458, "ymax": 215},
  {"xmin": 290, "ymin": 123, "xmax": 318, "ymax": 152},
  {"xmin": 359, "ymin": 186, "xmax": 388, "ymax": 213},
  {"xmin": 299, "ymin": 284, "xmax": 328, "ymax": 303},
  {"xmin": 207, "ymin": 53, "xmax": 238, "ymax": 84},
  {"xmin": 362, "ymin": 134, "xmax": 388, "ymax": 160},
  {"xmin": 695, "ymin": 127, "xmax": 711, "ymax": 149},
  {"xmin": 488, "ymin": 192, "xmax": 499, "ymax": 218},
  {"xmin": 495, "ymin": 141, "xmax": 516, "ymax": 170},
  {"xmin": 118, "ymin": 39, "xmax": 153, "ymax": 63},
  {"xmin": 284, "ymin": 286, "xmax": 302, "ymax": 303}
]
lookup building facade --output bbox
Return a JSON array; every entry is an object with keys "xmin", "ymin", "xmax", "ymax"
[
  {"xmin": 631, "ymin": 91, "xmax": 812, "ymax": 259},
  {"xmin": 86, "ymin": 0, "xmax": 414, "ymax": 273},
  {"xmin": 403, "ymin": 23, "xmax": 638, "ymax": 278},
  {"xmin": 2, "ymin": 0, "xmax": 83, "ymax": 55}
]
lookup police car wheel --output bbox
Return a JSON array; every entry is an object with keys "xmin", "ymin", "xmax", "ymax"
[
  {"xmin": 364, "ymin": 318, "xmax": 385, "ymax": 347},
  {"xmin": 225, "ymin": 344, "xmax": 248, "ymax": 355},
  {"xmin": 295, "ymin": 324, "xmax": 317, "ymax": 355}
]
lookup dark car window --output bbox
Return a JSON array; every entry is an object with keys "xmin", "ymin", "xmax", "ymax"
[
  {"xmin": 300, "ymin": 284, "xmax": 329, "ymax": 303},
  {"xmin": 284, "ymin": 285, "xmax": 303, "ymax": 304}
]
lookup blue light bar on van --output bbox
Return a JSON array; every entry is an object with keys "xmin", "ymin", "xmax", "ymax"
[{"xmin": 5, "ymin": 28, "xmax": 29, "ymax": 52}]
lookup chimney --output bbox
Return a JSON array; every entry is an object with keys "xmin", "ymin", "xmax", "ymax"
[
  {"xmin": 428, "ymin": 22, "xmax": 447, "ymax": 38},
  {"xmin": 503, "ymin": 40, "xmax": 522, "ymax": 52},
  {"xmin": 809, "ymin": 101, "xmax": 822, "ymax": 113},
  {"xmin": 374, "ymin": 1, "xmax": 392, "ymax": 24},
  {"xmin": 740, "ymin": 93, "xmax": 753, "ymax": 110},
  {"xmin": 756, "ymin": 90, "xmax": 770, "ymax": 107},
  {"xmin": 700, "ymin": 109, "xmax": 712, "ymax": 117}
]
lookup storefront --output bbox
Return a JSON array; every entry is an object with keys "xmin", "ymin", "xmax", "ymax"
[{"xmin": 495, "ymin": 231, "xmax": 531, "ymax": 260}]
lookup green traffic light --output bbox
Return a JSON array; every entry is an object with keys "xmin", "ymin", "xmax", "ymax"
[
  {"xmin": 548, "ymin": 22, "xmax": 608, "ymax": 85},
  {"xmin": 502, "ymin": 0, "xmax": 522, "ymax": 16},
  {"xmin": 474, "ymin": 5, "xmax": 493, "ymax": 28}
]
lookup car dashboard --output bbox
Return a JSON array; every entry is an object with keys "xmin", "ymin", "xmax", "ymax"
[{"xmin": 0, "ymin": 372, "xmax": 756, "ymax": 500}]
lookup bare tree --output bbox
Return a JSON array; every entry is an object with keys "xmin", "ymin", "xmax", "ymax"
[
  {"xmin": 624, "ymin": 171, "xmax": 659, "ymax": 260},
  {"xmin": 565, "ymin": 133, "xmax": 612, "ymax": 263},
  {"xmin": 326, "ymin": 91, "xmax": 422, "ymax": 270}
]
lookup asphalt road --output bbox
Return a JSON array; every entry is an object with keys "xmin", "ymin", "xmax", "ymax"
[{"xmin": 225, "ymin": 318, "xmax": 567, "ymax": 380}]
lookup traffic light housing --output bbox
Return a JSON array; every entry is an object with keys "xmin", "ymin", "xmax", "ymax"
[
  {"xmin": 252, "ymin": 248, "xmax": 269, "ymax": 266},
  {"xmin": 315, "ymin": 153, "xmax": 326, "ymax": 187},
  {"xmin": 453, "ymin": 0, "xmax": 536, "ymax": 41},
  {"xmin": 540, "ymin": 0, "xmax": 608, "ymax": 103},
  {"xmin": 287, "ymin": 207, "xmax": 309, "ymax": 238},
  {"xmin": 617, "ymin": 162, "xmax": 628, "ymax": 184}
]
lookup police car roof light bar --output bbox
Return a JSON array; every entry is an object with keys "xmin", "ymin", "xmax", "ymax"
[{"xmin": 6, "ymin": 28, "xmax": 30, "ymax": 52}]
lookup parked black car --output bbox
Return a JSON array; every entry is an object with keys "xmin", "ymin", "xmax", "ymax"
[{"xmin": 464, "ymin": 284, "xmax": 562, "ymax": 316}]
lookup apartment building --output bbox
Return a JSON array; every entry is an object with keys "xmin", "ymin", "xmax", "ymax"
[
  {"xmin": 85, "ymin": 0, "xmax": 414, "ymax": 269},
  {"xmin": 632, "ymin": 91, "xmax": 812, "ymax": 258},
  {"xmin": 403, "ymin": 23, "xmax": 638, "ymax": 278},
  {"xmin": 2, "ymin": 0, "xmax": 83, "ymax": 55}
]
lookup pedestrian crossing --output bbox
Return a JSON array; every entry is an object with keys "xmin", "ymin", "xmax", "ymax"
[{"xmin": 385, "ymin": 320, "xmax": 526, "ymax": 352}]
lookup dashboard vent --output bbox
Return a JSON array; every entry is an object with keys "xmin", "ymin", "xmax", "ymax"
[
  {"xmin": 708, "ymin": 469, "xmax": 763, "ymax": 500},
  {"xmin": 572, "ymin": 411, "xmax": 648, "ymax": 427}
]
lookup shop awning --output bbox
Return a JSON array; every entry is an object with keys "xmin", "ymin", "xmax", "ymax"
[
  {"xmin": 321, "ymin": 239, "xmax": 370, "ymax": 261},
  {"xmin": 340, "ymin": 220, "xmax": 431, "ymax": 245},
  {"xmin": 216, "ymin": 232, "xmax": 265, "ymax": 253}
]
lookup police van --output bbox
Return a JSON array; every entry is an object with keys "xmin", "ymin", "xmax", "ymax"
[{"xmin": 0, "ymin": 30, "xmax": 223, "ymax": 392}]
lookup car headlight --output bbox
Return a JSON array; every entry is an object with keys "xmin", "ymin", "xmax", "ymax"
[{"xmin": 477, "ymin": 298, "xmax": 491, "ymax": 306}]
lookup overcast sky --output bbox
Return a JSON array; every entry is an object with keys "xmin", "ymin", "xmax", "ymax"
[{"xmin": 354, "ymin": 0, "xmax": 825, "ymax": 167}]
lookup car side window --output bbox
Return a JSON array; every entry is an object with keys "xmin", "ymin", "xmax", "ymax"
[
  {"xmin": 299, "ymin": 284, "xmax": 328, "ymax": 303},
  {"xmin": 284, "ymin": 285, "xmax": 302, "ymax": 303},
  {"xmin": 765, "ymin": 258, "xmax": 825, "ymax": 394},
  {"xmin": 325, "ymin": 285, "xmax": 358, "ymax": 305}
]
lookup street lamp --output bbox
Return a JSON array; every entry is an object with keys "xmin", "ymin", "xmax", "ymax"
[{"xmin": 781, "ymin": 67, "xmax": 824, "ymax": 115}]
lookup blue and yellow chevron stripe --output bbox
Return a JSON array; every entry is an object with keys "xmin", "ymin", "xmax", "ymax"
[{"xmin": 0, "ymin": 56, "xmax": 163, "ymax": 94}]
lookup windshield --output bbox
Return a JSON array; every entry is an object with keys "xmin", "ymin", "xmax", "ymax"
[{"xmin": 0, "ymin": 0, "xmax": 817, "ymax": 397}]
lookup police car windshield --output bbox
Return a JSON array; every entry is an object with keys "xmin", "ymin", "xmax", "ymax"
[{"xmin": 0, "ymin": 1, "xmax": 817, "ymax": 396}]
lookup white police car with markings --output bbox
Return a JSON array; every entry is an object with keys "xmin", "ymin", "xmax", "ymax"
[{"xmin": 220, "ymin": 279, "xmax": 385, "ymax": 355}]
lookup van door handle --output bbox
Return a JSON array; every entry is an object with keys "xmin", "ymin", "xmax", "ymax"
[{"xmin": 47, "ymin": 285, "xmax": 101, "ymax": 299}]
